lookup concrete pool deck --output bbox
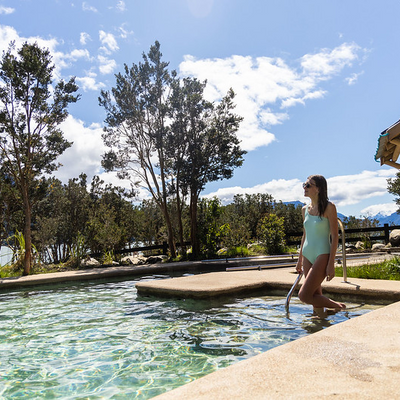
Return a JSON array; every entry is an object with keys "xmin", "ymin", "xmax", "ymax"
[{"xmin": 1, "ymin": 256, "xmax": 400, "ymax": 399}]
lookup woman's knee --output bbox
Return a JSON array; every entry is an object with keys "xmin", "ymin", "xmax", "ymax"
[{"xmin": 298, "ymin": 287, "xmax": 312, "ymax": 304}]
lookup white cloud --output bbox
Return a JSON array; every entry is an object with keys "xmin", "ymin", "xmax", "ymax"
[
  {"xmin": 203, "ymin": 178, "xmax": 303, "ymax": 205},
  {"xmin": 179, "ymin": 43, "xmax": 366, "ymax": 152},
  {"xmin": 361, "ymin": 203, "xmax": 398, "ymax": 217},
  {"xmin": 118, "ymin": 24, "xmax": 134, "ymax": 39},
  {"xmin": 80, "ymin": 32, "xmax": 91, "ymax": 45},
  {"xmin": 300, "ymin": 42, "xmax": 360, "ymax": 78},
  {"xmin": 55, "ymin": 116, "xmax": 149, "ymax": 196},
  {"xmin": 0, "ymin": 25, "xmax": 19, "ymax": 52},
  {"xmin": 99, "ymin": 30, "xmax": 119, "ymax": 54},
  {"xmin": 76, "ymin": 73, "xmax": 106, "ymax": 91},
  {"xmin": 82, "ymin": 2, "xmax": 98, "ymax": 13},
  {"xmin": 327, "ymin": 169, "xmax": 396, "ymax": 206},
  {"xmin": 55, "ymin": 116, "xmax": 106, "ymax": 182},
  {"xmin": 0, "ymin": 6, "xmax": 14, "ymax": 14},
  {"xmin": 0, "ymin": 25, "xmax": 107, "ymax": 91},
  {"xmin": 98, "ymin": 55, "xmax": 117, "ymax": 74},
  {"xmin": 116, "ymin": 1, "xmax": 126, "ymax": 12},
  {"xmin": 203, "ymin": 170, "xmax": 397, "ymax": 213},
  {"xmin": 345, "ymin": 71, "xmax": 364, "ymax": 85}
]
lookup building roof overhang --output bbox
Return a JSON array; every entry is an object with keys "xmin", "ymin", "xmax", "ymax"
[{"xmin": 375, "ymin": 119, "xmax": 400, "ymax": 169}]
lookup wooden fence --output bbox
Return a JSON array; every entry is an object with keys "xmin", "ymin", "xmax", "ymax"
[
  {"xmin": 89, "ymin": 241, "xmax": 191, "ymax": 258},
  {"xmin": 286, "ymin": 223, "xmax": 400, "ymax": 246},
  {"xmin": 89, "ymin": 224, "xmax": 400, "ymax": 258}
]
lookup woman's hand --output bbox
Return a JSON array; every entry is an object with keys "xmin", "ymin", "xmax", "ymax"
[
  {"xmin": 325, "ymin": 262, "xmax": 335, "ymax": 281},
  {"xmin": 295, "ymin": 260, "xmax": 303, "ymax": 274}
]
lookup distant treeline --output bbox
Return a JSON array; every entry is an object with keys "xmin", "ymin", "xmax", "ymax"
[{"xmin": 1, "ymin": 174, "xmax": 379, "ymax": 264}]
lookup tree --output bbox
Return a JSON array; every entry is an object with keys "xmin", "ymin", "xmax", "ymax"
[
  {"xmin": 85, "ymin": 176, "xmax": 136, "ymax": 254},
  {"xmin": 230, "ymin": 193, "xmax": 275, "ymax": 238},
  {"xmin": 168, "ymin": 78, "xmax": 246, "ymax": 257},
  {"xmin": 388, "ymin": 172, "xmax": 400, "ymax": 211},
  {"xmin": 99, "ymin": 41, "xmax": 177, "ymax": 258},
  {"xmin": 0, "ymin": 42, "xmax": 80, "ymax": 274},
  {"xmin": 257, "ymin": 213, "xmax": 286, "ymax": 254},
  {"xmin": 34, "ymin": 174, "xmax": 91, "ymax": 263},
  {"xmin": 100, "ymin": 42, "xmax": 245, "ymax": 259}
]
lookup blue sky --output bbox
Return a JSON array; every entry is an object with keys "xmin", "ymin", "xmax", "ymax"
[{"xmin": 1, "ymin": 0, "xmax": 399, "ymax": 218}]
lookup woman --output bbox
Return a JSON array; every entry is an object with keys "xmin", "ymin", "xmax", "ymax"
[{"xmin": 296, "ymin": 175, "xmax": 346, "ymax": 318}]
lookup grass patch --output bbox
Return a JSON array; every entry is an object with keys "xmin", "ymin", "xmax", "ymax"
[{"xmin": 335, "ymin": 256, "xmax": 400, "ymax": 280}]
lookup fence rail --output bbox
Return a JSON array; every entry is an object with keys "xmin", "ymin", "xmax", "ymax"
[
  {"xmin": 89, "ymin": 241, "xmax": 191, "ymax": 258},
  {"xmin": 286, "ymin": 223, "xmax": 400, "ymax": 246},
  {"xmin": 88, "ymin": 224, "xmax": 400, "ymax": 259}
]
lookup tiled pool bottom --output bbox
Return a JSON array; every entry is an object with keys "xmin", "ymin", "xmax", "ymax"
[{"xmin": 0, "ymin": 276, "xmax": 381, "ymax": 399}]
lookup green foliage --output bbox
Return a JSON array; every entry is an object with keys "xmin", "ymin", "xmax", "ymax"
[
  {"xmin": 198, "ymin": 198, "xmax": 224, "ymax": 257},
  {"xmin": 67, "ymin": 232, "xmax": 87, "ymax": 268},
  {"xmin": 229, "ymin": 194, "xmax": 275, "ymax": 238},
  {"xmin": 257, "ymin": 213, "xmax": 286, "ymax": 255},
  {"xmin": 335, "ymin": 257, "xmax": 400, "ymax": 280},
  {"xmin": 99, "ymin": 41, "xmax": 245, "ymax": 258},
  {"xmin": 388, "ymin": 172, "xmax": 400, "ymax": 212},
  {"xmin": 0, "ymin": 41, "xmax": 80, "ymax": 274},
  {"xmin": 226, "ymin": 246, "xmax": 250, "ymax": 258},
  {"xmin": 5, "ymin": 230, "xmax": 39, "ymax": 272},
  {"xmin": 102, "ymin": 250, "xmax": 115, "ymax": 265},
  {"xmin": 342, "ymin": 215, "xmax": 380, "ymax": 248}
]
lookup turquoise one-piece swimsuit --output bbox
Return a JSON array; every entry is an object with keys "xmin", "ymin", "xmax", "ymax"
[{"xmin": 302, "ymin": 206, "xmax": 331, "ymax": 264}]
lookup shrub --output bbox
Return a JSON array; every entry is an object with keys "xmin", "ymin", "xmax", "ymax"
[{"xmin": 257, "ymin": 213, "xmax": 286, "ymax": 255}]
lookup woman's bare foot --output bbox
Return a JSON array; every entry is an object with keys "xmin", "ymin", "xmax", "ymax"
[
  {"xmin": 330, "ymin": 302, "xmax": 346, "ymax": 312},
  {"xmin": 326, "ymin": 303, "xmax": 346, "ymax": 313},
  {"xmin": 312, "ymin": 307, "xmax": 328, "ymax": 319}
]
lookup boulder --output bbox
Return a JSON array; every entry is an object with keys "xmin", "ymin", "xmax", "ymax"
[
  {"xmin": 146, "ymin": 255, "xmax": 166, "ymax": 264},
  {"xmin": 121, "ymin": 255, "xmax": 147, "ymax": 265},
  {"xmin": 81, "ymin": 257, "xmax": 100, "ymax": 267},
  {"xmin": 355, "ymin": 241, "xmax": 364, "ymax": 250},
  {"xmin": 389, "ymin": 229, "xmax": 400, "ymax": 246},
  {"xmin": 371, "ymin": 243, "xmax": 385, "ymax": 251}
]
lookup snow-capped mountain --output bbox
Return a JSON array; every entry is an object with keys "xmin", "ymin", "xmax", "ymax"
[{"xmin": 372, "ymin": 211, "xmax": 400, "ymax": 226}]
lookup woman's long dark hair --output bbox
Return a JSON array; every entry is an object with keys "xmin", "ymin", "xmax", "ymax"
[{"xmin": 308, "ymin": 175, "xmax": 329, "ymax": 217}]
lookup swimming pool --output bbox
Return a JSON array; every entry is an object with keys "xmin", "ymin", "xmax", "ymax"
[{"xmin": 0, "ymin": 275, "xmax": 380, "ymax": 399}]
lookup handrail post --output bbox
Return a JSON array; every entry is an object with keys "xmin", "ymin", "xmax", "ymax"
[{"xmin": 337, "ymin": 218, "xmax": 347, "ymax": 282}]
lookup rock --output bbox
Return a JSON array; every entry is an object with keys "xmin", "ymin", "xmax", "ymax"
[
  {"xmin": 81, "ymin": 257, "xmax": 100, "ymax": 267},
  {"xmin": 121, "ymin": 255, "xmax": 147, "ymax": 265},
  {"xmin": 389, "ymin": 229, "xmax": 400, "ymax": 246},
  {"xmin": 355, "ymin": 241, "xmax": 364, "ymax": 249},
  {"xmin": 372, "ymin": 243, "xmax": 385, "ymax": 251},
  {"xmin": 146, "ymin": 255, "xmax": 165, "ymax": 264}
]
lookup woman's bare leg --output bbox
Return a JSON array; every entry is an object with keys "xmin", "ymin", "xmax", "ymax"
[
  {"xmin": 302, "ymin": 257, "xmax": 324, "ymax": 316},
  {"xmin": 299, "ymin": 255, "xmax": 345, "ymax": 310}
]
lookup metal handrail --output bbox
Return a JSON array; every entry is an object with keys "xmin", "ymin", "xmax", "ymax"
[{"xmin": 337, "ymin": 218, "xmax": 347, "ymax": 282}]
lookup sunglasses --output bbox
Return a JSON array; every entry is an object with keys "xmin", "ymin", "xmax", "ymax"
[{"xmin": 302, "ymin": 182, "xmax": 315, "ymax": 189}]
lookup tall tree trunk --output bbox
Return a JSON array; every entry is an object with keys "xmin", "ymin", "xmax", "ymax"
[
  {"xmin": 22, "ymin": 194, "xmax": 32, "ymax": 276},
  {"xmin": 175, "ymin": 188, "xmax": 186, "ymax": 254},
  {"xmin": 190, "ymin": 193, "xmax": 200, "ymax": 258},
  {"xmin": 160, "ymin": 203, "xmax": 176, "ymax": 258}
]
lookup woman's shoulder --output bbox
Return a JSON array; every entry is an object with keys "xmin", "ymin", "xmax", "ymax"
[{"xmin": 325, "ymin": 201, "xmax": 337, "ymax": 217}]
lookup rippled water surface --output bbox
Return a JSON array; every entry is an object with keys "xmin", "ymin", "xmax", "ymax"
[{"xmin": 0, "ymin": 275, "xmax": 381, "ymax": 399}]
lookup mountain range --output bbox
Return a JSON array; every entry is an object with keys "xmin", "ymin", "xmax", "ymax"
[
  {"xmin": 286, "ymin": 201, "xmax": 400, "ymax": 226},
  {"xmin": 368, "ymin": 212, "xmax": 400, "ymax": 226}
]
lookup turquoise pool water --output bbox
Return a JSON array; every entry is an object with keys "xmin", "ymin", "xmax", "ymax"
[{"xmin": 0, "ymin": 275, "xmax": 380, "ymax": 399}]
